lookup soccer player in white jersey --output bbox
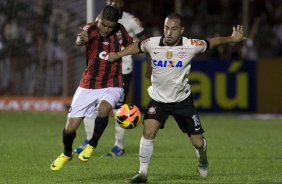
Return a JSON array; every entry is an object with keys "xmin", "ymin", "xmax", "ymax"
[
  {"xmin": 74, "ymin": 0, "xmax": 145, "ymax": 157},
  {"xmin": 108, "ymin": 13, "xmax": 245, "ymax": 183}
]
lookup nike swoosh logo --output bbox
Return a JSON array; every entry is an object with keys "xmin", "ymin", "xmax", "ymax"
[
  {"xmin": 129, "ymin": 111, "xmax": 136, "ymax": 117},
  {"xmin": 195, "ymin": 127, "xmax": 200, "ymax": 131},
  {"xmin": 51, "ymin": 163, "xmax": 56, "ymax": 168},
  {"xmin": 153, "ymin": 52, "xmax": 160, "ymax": 54},
  {"xmin": 83, "ymin": 156, "xmax": 89, "ymax": 159}
]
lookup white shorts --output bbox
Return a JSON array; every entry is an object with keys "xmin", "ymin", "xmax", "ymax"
[{"xmin": 68, "ymin": 87, "xmax": 123, "ymax": 118}]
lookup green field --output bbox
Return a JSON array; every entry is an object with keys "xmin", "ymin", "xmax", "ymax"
[{"xmin": 0, "ymin": 111, "xmax": 281, "ymax": 184}]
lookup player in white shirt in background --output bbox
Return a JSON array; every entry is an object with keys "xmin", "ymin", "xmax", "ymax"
[
  {"xmin": 74, "ymin": 0, "xmax": 145, "ymax": 157},
  {"xmin": 108, "ymin": 13, "xmax": 245, "ymax": 183}
]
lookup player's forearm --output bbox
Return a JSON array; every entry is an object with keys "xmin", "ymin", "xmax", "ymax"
[
  {"xmin": 208, "ymin": 36, "xmax": 234, "ymax": 49},
  {"xmin": 208, "ymin": 25, "xmax": 245, "ymax": 49},
  {"xmin": 117, "ymin": 41, "xmax": 141, "ymax": 58}
]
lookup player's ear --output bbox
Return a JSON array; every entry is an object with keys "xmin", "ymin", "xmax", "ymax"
[{"xmin": 181, "ymin": 26, "xmax": 184, "ymax": 34}]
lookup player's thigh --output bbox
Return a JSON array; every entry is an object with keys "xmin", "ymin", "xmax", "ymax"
[
  {"xmin": 97, "ymin": 100, "xmax": 113, "ymax": 117},
  {"xmin": 68, "ymin": 87, "xmax": 99, "ymax": 118},
  {"xmin": 172, "ymin": 96, "xmax": 205, "ymax": 136},
  {"xmin": 143, "ymin": 99, "xmax": 169, "ymax": 129},
  {"xmin": 173, "ymin": 112, "xmax": 204, "ymax": 136},
  {"xmin": 98, "ymin": 87, "xmax": 124, "ymax": 116}
]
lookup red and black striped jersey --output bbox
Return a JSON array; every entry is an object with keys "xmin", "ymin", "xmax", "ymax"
[{"xmin": 79, "ymin": 22, "xmax": 133, "ymax": 89}]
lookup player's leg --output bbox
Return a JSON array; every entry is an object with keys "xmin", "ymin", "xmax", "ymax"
[
  {"xmin": 127, "ymin": 119, "xmax": 160, "ymax": 183},
  {"xmin": 50, "ymin": 87, "xmax": 98, "ymax": 170},
  {"xmin": 189, "ymin": 111, "xmax": 208, "ymax": 177},
  {"xmin": 127, "ymin": 99, "xmax": 167, "ymax": 183},
  {"xmin": 78, "ymin": 100, "xmax": 112, "ymax": 162},
  {"xmin": 190, "ymin": 134, "xmax": 208, "ymax": 177},
  {"xmin": 173, "ymin": 95, "xmax": 208, "ymax": 177},
  {"xmin": 102, "ymin": 108, "xmax": 126, "ymax": 157},
  {"xmin": 103, "ymin": 73, "xmax": 132, "ymax": 157},
  {"xmin": 79, "ymin": 88, "xmax": 123, "ymax": 162},
  {"xmin": 51, "ymin": 117, "xmax": 83, "ymax": 171},
  {"xmin": 73, "ymin": 113, "xmax": 96, "ymax": 154}
]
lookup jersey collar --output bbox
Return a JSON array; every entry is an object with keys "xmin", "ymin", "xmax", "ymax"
[{"xmin": 159, "ymin": 36, "xmax": 183, "ymax": 46}]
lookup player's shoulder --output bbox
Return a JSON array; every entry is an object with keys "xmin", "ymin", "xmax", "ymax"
[
  {"xmin": 122, "ymin": 11, "xmax": 142, "ymax": 24},
  {"xmin": 184, "ymin": 37, "xmax": 207, "ymax": 47},
  {"xmin": 141, "ymin": 36, "xmax": 162, "ymax": 45},
  {"xmin": 122, "ymin": 11, "xmax": 137, "ymax": 20}
]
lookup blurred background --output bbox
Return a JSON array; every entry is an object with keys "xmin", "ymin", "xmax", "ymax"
[{"xmin": 0, "ymin": 0, "xmax": 282, "ymax": 113}]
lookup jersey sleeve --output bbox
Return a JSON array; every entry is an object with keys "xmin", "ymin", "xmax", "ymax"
[
  {"xmin": 189, "ymin": 39, "xmax": 209, "ymax": 54},
  {"xmin": 120, "ymin": 24, "xmax": 133, "ymax": 47},
  {"xmin": 139, "ymin": 38, "xmax": 151, "ymax": 53},
  {"xmin": 129, "ymin": 16, "xmax": 144, "ymax": 36}
]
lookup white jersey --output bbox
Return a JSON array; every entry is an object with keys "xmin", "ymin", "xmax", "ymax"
[
  {"xmin": 140, "ymin": 36, "xmax": 208, "ymax": 103},
  {"xmin": 119, "ymin": 11, "xmax": 144, "ymax": 74}
]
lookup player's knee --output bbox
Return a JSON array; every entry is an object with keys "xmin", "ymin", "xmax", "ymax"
[
  {"xmin": 143, "ymin": 120, "xmax": 159, "ymax": 139},
  {"xmin": 97, "ymin": 108, "xmax": 110, "ymax": 117},
  {"xmin": 97, "ymin": 101, "xmax": 112, "ymax": 117},
  {"xmin": 143, "ymin": 134, "xmax": 154, "ymax": 140},
  {"xmin": 65, "ymin": 118, "xmax": 81, "ymax": 133},
  {"xmin": 65, "ymin": 126, "xmax": 76, "ymax": 134},
  {"xmin": 97, "ymin": 106, "xmax": 111, "ymax": 118},
  {"xmin": 143, "ymin": 128, "xmax": 157, "ymax": 139},
  {"xmin": 191, "ymin": 136, "xmax": 205, "ymax": 149}
]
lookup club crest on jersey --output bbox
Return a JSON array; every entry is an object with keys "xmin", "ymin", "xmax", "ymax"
[
  {"xmin": 152, "ymin": 59, "xmax": 183, "ymax": 68},
  {"xmin": 178, "ymin": 51, "xmax": 188, "ymax": 59},
  {"xmin": 116, "ymin": 31, "xmax": 122, "ymax": 36},
  {"xmin": 103, "ymin": 41, "xmax": 109, "ymax": 45},
  {"xmin": 166, "ymin": 51, "xmax": 173, "ymax": 59}
]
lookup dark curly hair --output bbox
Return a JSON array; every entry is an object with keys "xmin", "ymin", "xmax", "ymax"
[{"xmin": 99, "ymin": 5, "xmax": 119, "ymax": 22}]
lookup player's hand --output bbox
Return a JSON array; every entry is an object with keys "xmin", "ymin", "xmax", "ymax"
[
  {"xmin": 76, "ymin": 27, "xmax": 89, "ymax": 45},
  {"xmin": 231, "ymin": 25, "xmax": 246, "ymax": 42},
  {"xmin": 108, "ymin": 52, "xmax": 121, "ymax": 62}
]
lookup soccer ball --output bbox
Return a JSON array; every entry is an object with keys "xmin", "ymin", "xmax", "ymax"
[{"xmin": 115, "ymin": 104, "xmax": 141, "ymax": 129}]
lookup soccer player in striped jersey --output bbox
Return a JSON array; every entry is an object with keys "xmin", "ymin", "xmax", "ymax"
[
  {"xmin": 74, "ymin": 0, "xmax": 145, "ymax": 157},
  {"xmin": 108, "ymin": 13, "xmax": 245, "ymax": 183},
  {"xmin": 50, "ymin": 5, "xmax": 133, "ymax": 171}
]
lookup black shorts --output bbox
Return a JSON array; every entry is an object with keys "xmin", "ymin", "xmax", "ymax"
[
  {"xmin": 143, "ymin": 94, "xmax": 205, "ymax": 136},
  {"xmin": 115, "ymin": 73, "xmax": 132, "ymax": 108}
]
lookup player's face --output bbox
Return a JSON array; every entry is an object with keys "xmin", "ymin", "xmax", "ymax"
[
  {"xmin": 97, "ymin": 18, "xmax": 117, "ymax": 37},
  {"xmin": 163, "ymin": 18, "xmax": 183, "ymax": 46}
]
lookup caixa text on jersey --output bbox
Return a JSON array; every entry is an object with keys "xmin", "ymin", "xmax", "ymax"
[{"xmin": 152, "ymin": 60, "xmax": 183, "ymax": 68}]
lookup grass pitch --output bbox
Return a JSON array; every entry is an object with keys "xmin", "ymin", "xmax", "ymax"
[{"xmin": 0, "ymin": 111, "xmax": 281, "ymax": 184}]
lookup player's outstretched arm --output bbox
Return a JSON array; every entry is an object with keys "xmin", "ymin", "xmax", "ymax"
[
  {"xmin": 208, "ymin": 25, "xmax": 246, "ymax": 49},
  {"xmin": 108, "ymin": 41, "xmax": 141, "ymax": 62}
]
